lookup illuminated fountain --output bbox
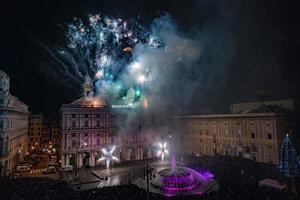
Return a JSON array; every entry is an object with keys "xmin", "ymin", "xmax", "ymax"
[{"xmin": 135, "ymin": 155, "xmax": 216, "ymax": 197}]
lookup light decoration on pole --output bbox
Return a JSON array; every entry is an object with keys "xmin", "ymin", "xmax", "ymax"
[
  {"xmin": 157, "ymin": 142, "xmax": 169, "ymax": 161},
  {"xmin": 97, "ymin": 146, "xmax": 119, "ymax": 170}
]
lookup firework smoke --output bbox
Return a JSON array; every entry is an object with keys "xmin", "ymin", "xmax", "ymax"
[{"xmin": 58, "ymin": 13, "xmax": 200, "ymax": 115}]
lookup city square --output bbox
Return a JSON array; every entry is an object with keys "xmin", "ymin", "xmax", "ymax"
[{"xmin": 0, "ymin": 0, "xmax": 300, "ymax": 199}]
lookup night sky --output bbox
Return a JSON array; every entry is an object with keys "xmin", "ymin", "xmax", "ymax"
[{"xmin": 0, "ymin": 0, "xmax": 299, "ymax": 118}]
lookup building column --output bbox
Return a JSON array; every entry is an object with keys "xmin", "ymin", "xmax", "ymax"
[
  {"xmin": 127, "ymin": 149, "xmax": 130, "ymax": 161},
  {"xmin": 139, "ymin": 147, "xmax": 142, "ymax": 160},
  {"xmin": 78, "ymin": 153, "xmax": 82, "ymax": 168},
  {"xmin": 90, "ymin": 132, "xmax": 93, "ymax": 148},
  {"xmin": 62, "ymin": 133, "xmax": 65, "ymax": 151},
  {"xmin": 136, "ymin": 147, "xmax": 140, "ymax": 160},
  {"xmin": 90, "ymin": 152, "xmax": 94, "ymax": 167},
  {"xmin": 62, "ymin": 154, "xmax": 65, "ymax": 166},
  {"xmin": 148, "ymin": 147, "xmax": 152, "ymax": 158},
  {"xmin": 140, "ymin": 147, "xmax": 143, "ymax": 160}
]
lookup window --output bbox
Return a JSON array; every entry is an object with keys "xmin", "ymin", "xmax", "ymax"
[
  {"xmin": 0, "ymin": 120, "xmax": 2, "ymax": 128},
  {"xmin": 84, "ymin": 120, "xmax": 89, "ymax": 127},
  {"xmin": 72, "ymin": 114, "xmax": 76, "ymax": 118},
  {"xmin": 72, "ymin": 133, "xmax": 76, "ymax": 147},
  {"xmin": 97, "ymin": 120, "xmax": 100, "ymax": 127},
  {"xmin": 85, "ymin": 114, "xmax": 89, "ymax": 118},
  {"xmin": 96, "ymin": 134, "xmax": 100, "ymax": 145},
  {"xmin": 251, "ymin": 144, "xmax": 257, "ymax": 152},
  {"xmin": 72, "ymin": 121, "xmax": 76, "ymax": 128},
  {"xmin": 224, "ymin": 130, "xmax": 229, "ymax": 137},
  {"xmin": 251, "ymin": 132, "xmax": 255, "ymax": 139},
  {"xmin": 72, "ymin": 139, "xmax": 76, "ymax": 147},
  {"xmin": 245, "ymin": 146, "xmax": 250, "ymax": 153},
  {"xmin": 267, "ymin": 133, "xmax": 272, "ymax": 140}
]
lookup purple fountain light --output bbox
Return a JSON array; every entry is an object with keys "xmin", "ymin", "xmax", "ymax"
[{"xmin": 149, "ymin": 156, "xmax": 215, "ymax": 197}]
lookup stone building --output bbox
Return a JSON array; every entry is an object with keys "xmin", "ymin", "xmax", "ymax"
[
  {"xmin": 50, "ymin": 125, "xmax": 61, "ymax": 154},
  {"xmin": 61, "ymin": 76, "xmax": 162, "ymax": 168},
  {"xmin": 175, "ymin": 100, "xmax": 294, "ymax": 165},
  {"xmin": 41, "ymin": 125, "xmax": 51, "ymax": 151},
  {"xmin": 28, "ymin": 114, "xmax": 43, "ymax": 153},
  {"xmin": 0, "ymin": 70, "xmax": 29, "ymax": 176}
]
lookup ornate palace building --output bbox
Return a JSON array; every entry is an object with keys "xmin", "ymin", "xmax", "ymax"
[
  {"xmin": 0, "ymin": 70, "xmax": 29, "ymax": 177},
  {"xmin": 174, "ymin": 100, "xmax": 295, "ymax": 165},
  {"xmin": 61, "ymin": 77, "xmax": 162, "ymax": 168}
]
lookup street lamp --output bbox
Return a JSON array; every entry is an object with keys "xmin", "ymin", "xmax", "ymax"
[{"xmin": 143, "ymin": 163, "xmax": 152, "ymax": 200}]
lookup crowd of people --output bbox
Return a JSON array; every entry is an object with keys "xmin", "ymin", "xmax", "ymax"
[{"xmin": 0, "ymin": 156, "xmax": 298, "ymax": 200}]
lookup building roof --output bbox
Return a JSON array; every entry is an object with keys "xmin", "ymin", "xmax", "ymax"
[
  {"xmin": 231, "ymin": 99, "xmax": 294, "ymax": 113},
  {"xmin": 62, "ymin": 96, "xmax": 105, "ymax": 108},
  {"xmin": 239, "ymin": 104, "xmax": 291, "ymax": 114},
  {"xmin": 173, "ymin": 112, "xmax": 278, "ymax": 119}
]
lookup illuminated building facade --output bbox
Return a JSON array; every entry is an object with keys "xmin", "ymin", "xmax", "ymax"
[
  {"xmin": 28, "ymin": 114, "xmax": 43, "ymax": 152},
  {"xmin": 61, "ymin": 76, "xmax": 161, "ymax": 168},
  {"xmin": 0, "ymin": 70, "xmax": 29, "ymax": 177},
  {"xmin": 41, "ymin": 125, "xmax": 51, "ymax": 150},
  {"xmin": 175, "ymin": 101, "xmax": 294, "ymax": 165},
  {"xmin": 50, "ymin": 125, "xmax": 61, "ymax": 154}
]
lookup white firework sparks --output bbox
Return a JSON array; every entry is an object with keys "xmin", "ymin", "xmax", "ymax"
[
  {"xmin": 97, "ymin": 146, "xmax": 119, "ymax": 170},
  {"xmin": 157, "ymin": 142, "xmax": 169, "ymax": 161},
  {"xmin": 137, "ymin": 74, "xmax": 146, "ymax": 83}
]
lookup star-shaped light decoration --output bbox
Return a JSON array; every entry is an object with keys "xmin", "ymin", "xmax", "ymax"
[
  {"xmin": 97, "ymin": 146, "xmax": 119, "ymax": 170},
  {"xmin": 157, "ymin": 142, "xmax": 169, "ymax": 161}
]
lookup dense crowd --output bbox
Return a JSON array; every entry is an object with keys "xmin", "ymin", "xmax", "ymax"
[{"xmin": 0, "ymin": 156, "xmax": 298, "ymax": 200}]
